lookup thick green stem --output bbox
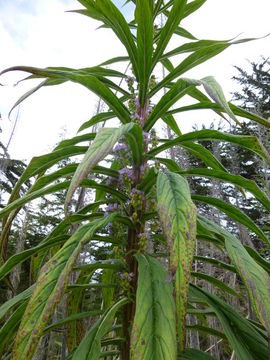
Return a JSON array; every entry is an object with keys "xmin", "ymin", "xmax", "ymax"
[{"xmin": 122, "ymin": 163, "xmax": 145, "ymax": 359}]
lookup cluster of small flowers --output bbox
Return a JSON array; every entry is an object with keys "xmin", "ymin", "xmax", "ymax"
[
  {"xmin": 105, "ymin": 202, "xmax": 118, "ymax": 216},
  {"xmin": 120, "ymin": 272, "xmax": 134, "ymax": 282},
  {"xmin": 113, "ymin": 143, "xmax": 127, "ymax": 152},
  {"xmin": 119, "ymin": 271, "xmax": 134, "ymax": 296},
  {"xmin": 150, "ymin": 129, "xmax": 159, "ymax": 148},
  {"xmin": 138, "ymin": 232, "xmax": 150, "ymax": 250},
  {"xmin": 106, "ymin": 177, "xmax": 114, "ymax": 186},
  {"xmin": 149, "ymin": 74, "xmax": 156, "ymax": 90},
  {"xmin": 130, "ymin": 188, "xmax": 144, "ymax": 212},
  {"xmin": 143, "ymin": 131, "xmax": 150, "ymax": 143},
  {"xmin": 125, "ymin": 76, "xmax": 136, "ymax": 93},
  {"xmin": 119, "ymin": 167, "xmax": 133, "ymax": 182}
]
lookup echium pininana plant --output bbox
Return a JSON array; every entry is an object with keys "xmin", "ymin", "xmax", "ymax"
[{"xmin": 1, "ymin": 1, "xmax": 270, "ymax": 359}]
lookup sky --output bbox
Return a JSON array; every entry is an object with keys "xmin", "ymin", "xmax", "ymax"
[{"xmin": 0, "ymin": 0, "xmax": 269, "ymax": 161}]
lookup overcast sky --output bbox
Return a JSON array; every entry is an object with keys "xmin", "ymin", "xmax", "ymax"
[{"xmin": 1, "ymin": 0, "xmax": 269, "ymax": 161}]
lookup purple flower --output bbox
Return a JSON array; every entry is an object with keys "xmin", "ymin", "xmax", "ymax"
[
  {"xmin": 131, "ymin": 187, "xmax": 136, "ymax": 194},
  {"xmin": 143, "ymin": 131, "xmax": 150, "ymax": 139},
  {"xmin": 134, "ymin": 96, "xmax": 139, "ymax": 107},
  {"xmin": 113, "ymin": 143, "xmax": 127, "ymax": 152},
  {"xmin": 128, "ymin": 272, "xmax": 134, "ymax": 281},
  {"xmin": 120, "ymin": 273, "xmax": 126, "ymax": 280},
  {"xmin": 119, "ymin": 167, "xmax": 133, "ymax": 181},
  {"xmin": 106, "ymin": 177, "xmax": 112, "ymax": 186}
]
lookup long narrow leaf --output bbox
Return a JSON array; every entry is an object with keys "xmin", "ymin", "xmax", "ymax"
[
  {"xmin": 130, "ymin": 254, "xmax": 177, "ymax": 359},
  {"xmin": 157, "ymin": 171, "xmax": 196, "ymax": 350}
]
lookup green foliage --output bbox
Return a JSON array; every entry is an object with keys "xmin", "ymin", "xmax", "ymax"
[{"xmin": 0, "ymin": 1, "xmax": 270, "ymax": 359}]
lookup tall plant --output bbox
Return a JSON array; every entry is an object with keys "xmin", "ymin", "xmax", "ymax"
[{"xmin": 0, "ymin": 1, "xmax": 270, "ymax": 359}]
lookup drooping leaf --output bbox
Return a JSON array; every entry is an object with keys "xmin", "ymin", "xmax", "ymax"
[
  {"xmin": 72, "ymin": 297, "xmax": 128, "ymax": 360},
  {"xmin": 199, "ymin": 76, "xmax": 240, "ymax": 124},
  {"xmin": 174, "ymin": 26, "xmax": 197, "ymax": 40},
  {"xmin": 2, "ymin": 66, "xmax": 131, "ymax": 125},
  {"xmin": 12, "ymin": 215, "xmax": 115, "ymax": 359},
  {"xmin": 130, "ymin": 254, "xmax": 177, "ymax": 359},
  {"xmin": 181, "ymin": 168, "xmax": 270, "ymax": 212},
  {"xmin": 67, "ymin": 270, "xmax": 96, "ymax": 352},
  {"xmin": 65, "ymin": 123, "xmax": 134, "ymax": 212},
  {"xmin": 0, "ymin": 302, "xmax": 28, "ymax": 357},
  {"xmin": 191, "ymin": 272, "xmax": 240, "ymax": 297},
  {"xmin": 167, "ymin": 100, "xmax": 270, "ymax": 128},
  {"xmin": 150, "ymin": 129, "xmax": 270, "ymax": 164},
  {"xmin": 0, "ymin": 285, "xmax": 34, "ymax": 321},
  {"xmin": 156, "ymin": 171, "xmax": 197, "ymax": 350},
  {"xmin": 189, "ymin": 284, "xmax": 269, "ymax": 360},
  {"xmin": 192, "ymin": 194, "xmax": 270, "ymax": 245},
  {"xmin": 178, "ymin": 348, "xmax": 216, "ymax": 360},
  {"xmin": 162, "ymin": 114, "xmax": 182, "ymax": 136},
  {"xmin": 225, "ymin": 233, "xmax": 270, "ymax": 336}
]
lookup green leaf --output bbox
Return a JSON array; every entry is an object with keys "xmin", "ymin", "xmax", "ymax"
[
  {"xmin": 194, "ymin": 256, "xmax": 236, "ymax": 273},
  {"xmin": 130, "ymin": 254, "xmax": 177, "ymax": 359},
  {"xmin": 144, "ymin": 79, "xmax": 195, "ymax": 131},
  {"xmin": 157, "ymin": 171, "xmax": 197, "ymax": 350},
  {"xmin": 167, "ymin": 100, "xmax": 270, "ymax": 128},
  {"xmin": 181, "ymin": 168, "xmax": 270, "ymax": 212},
  {"xmin": 162, "ymin": 114, "xmax": 182, "ymax": 136},
  {"xmin": 0, "ymin": 285, "xmax": 34, "ymax": 321},
  {"xmin": 137, "ymin": 167, "xmax": 157, "ymax": 194},
  {"xmin": 150, "ymin": 43, "xmax": 229, "ymax": 97},
  {"xmin": 150, "ymin": 129, "xmax": 270, "ymax": 164},
  {"xmin": 0, "ymin": 302, "xmax": 28, "ymax": 357},
  {"xmin": 182, "ymin": 0, "xmax": 206, "ymax": 19},
  {"xmin": 191, "ymin": 272, "xmax": 240, "ymax": 297},
  {"xmin": 163, "ymin": 39, "xmax": 231, "ymax": 60},
  {"xmin": 135, "ymin": 0, "xmax": 153, "ymax": 106},
  {"xmin": 152, "ymin": 0, "xmax": 187, "ymax": 70},
  {"xmin": 2, "ymin": 66, "xmax": 130, "ymax": 125},
  {"xmin": 67, "ymin": 270, "xmax": 96, "ymax": 352},
  {"xmin": 6, "ymin": 145, "xmax": 87, "ymax": 206},
  {"xmin": 178, "ymin": 348, "xmax": 216, "ymax": 360},
  {"xmin": 102, "ymin": 267, "xmax": 115, "ymax": 310},
  {"xmin": 77, "ymin": 112, "xmax": 115, "ymax": 133},
  {"xmin": 189, "ymin": 284, "xmax": 269, "ymax": 360},
  {"xmin": 199, "ymin": 76, "xmax": 240, "ymax": 124},
  {"xmin": 179, "ymin": 142, "xmax": 227, "ymax": 171},
  {"xmin": 12, "ymin": 216, "xmax": 115, "ymax": 360},
  {"xmin": 175, "ymin": 26, "xmax": 197, "ymax": 40},
  {"xmin": 244, "ymin": 246, "xmax": 270, "ymax": 275},
  {"xmin": 72, "ymin": 297, "xmax": 128, "ymax": 360},
  {"xmin": 0, "ymin": 235, "xmax": 67, "ymax": 281},
  {"xmin": 65, "ymin": 123, "xmax": 134, "ymax": 212},
  {"xmin": 125, "ymin": 124, "xmax": 143, "ymax": 167},
  {"xmin": 99, "ymin": 56, "xmax": 129, "ymax": 66},
  {"xmin": 225, "ymin": 234, "xmax": 270, "ymax": 336},
  {"xmin": 192, "ymin": 194, "xmax": 269, "ymax": 245},
  {"xmin": 94, "ymin": 0, "xmax": 139, "ymax": 80}
]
